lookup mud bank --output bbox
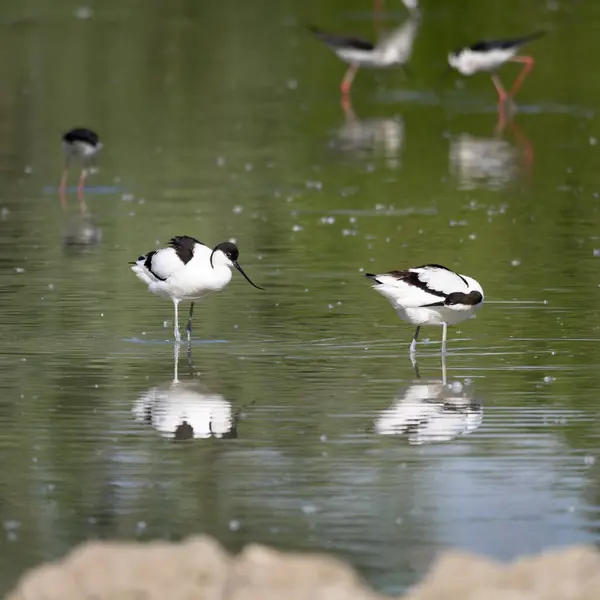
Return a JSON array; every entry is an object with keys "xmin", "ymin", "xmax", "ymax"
[{"xmin": 7, "ymin": 536, "xmax": 600, "ymax": 600}]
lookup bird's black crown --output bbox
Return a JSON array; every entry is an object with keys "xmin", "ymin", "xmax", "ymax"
[{"xmin": 213, "ymin": 241, "xmax": 239, "ymax": 262}]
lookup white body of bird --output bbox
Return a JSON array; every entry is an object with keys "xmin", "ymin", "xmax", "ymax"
[
  {"xmin": 131, "ymin": 241, "xmax": 234, "ymax": 300},
  {"xmin": 448, "ymin": 47, "xmax": 517, "ymax": 76},
  {"xmin": 335, "ymin": 15, "xmax": 420, "ymax": 68}
]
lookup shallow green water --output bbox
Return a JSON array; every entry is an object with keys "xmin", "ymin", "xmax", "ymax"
[{"xmin": 1, "ymin": 0, "xmax": 600, "ymax": 595}]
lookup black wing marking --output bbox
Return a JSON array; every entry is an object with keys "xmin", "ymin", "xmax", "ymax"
[
  {"xmin": 62, "ymin": 127, "xmax": 100, "ymax": 146},
  {"xmin": 387, "ymin": 270, "xmax": 448, "ymax": 298},
  {"xmin": 414, "ymin": 264, "xmax": 468, "ymax": 287},
  {"xmin": 168, "ymin": 235, "xmax": 203, "ymax": 265},
  {"xmin": 308, "ymin": 26, "xmax": 375, "ymax": 51},
  {"xmin": 144, "ymin": 250, "xmax": 166, "ymax": 281},
  {"xmin": 468, "ymin": 31, "xmax": 545, "ymax": 53}
]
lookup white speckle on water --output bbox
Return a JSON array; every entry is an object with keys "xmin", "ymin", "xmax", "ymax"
[
  {"xmin": 228, "ymin": 519, "xmax": 241, "ymax": 532},
  {"xmin": 287, "ymin": 78, "xmax": 298, "ymax": 90},
  {"xmin": 448, "ymin": 381, "xmax": 463, "ymax": 393},
  {"xmin": 320, "ymin": 434, "xmax": 327, "ymax": 442},
  {"xmin": 590, "ymin": 137, "xmax": 597, "ymax": 146},
  {"xmin": 136, "ymin": 521, "xmax": 147, "ymax": 534},
  {"xmin": 1, "ymin": 207, "xmax": 9, "ymax": 220},
  {"xmin": 543, "ymin": 376, "xmax": 555, "ymax": 383},
  {"xmin": 320, "ymin": 216, "xmax": 335, "ymax": 224},
  {"xmin": 122, "ymin": 193, "xmax": 134, "ymax": 201},
  {"xmin": 24, "ymin": 165, "xmax": 33, "ymax": 174},
  {"xmin": 301, "ymin": 504, "xmax": 318, "ymax": 515},
  {"xmin": 4, "ymin": 520, "xmax": 20, "ymax": 532},
  {"xmin": 216, "ymin": 156, "xmax": 226, "ymax": 167},
  {"xmin": 468, "ymin": 233, "xmax": 477, "ymax": 240},
  {"xmin": 593, "ymin": 249, "xmax": 600, "ymax": 257},
  {"xmin": 292, "ymin": 224, "xmax": 303, "ymax": 232},
  {"xmin": 511, "ymin": 259, "xmax": 521, "ymax": 267},
  {"xmin": 75, "ymin": 6, "xmax": 93, "ymax": 19},
  {"xmin": 15, "ymin": 267, "xmax": 25, "ymax": 274},
  {"xmin": 163, "ymin": 321, "xmax": 168, "ymax": 328},
  {"xmin": 245, "ymin": 163, "xmax": 253, "ymax": 172},
  {"xmin": 306, "ymin": 180, "xmax": 322, "ymax": 190},
  {"xmin": 233, "ymin": 205, "xmax": 243, "ymax": 214}
]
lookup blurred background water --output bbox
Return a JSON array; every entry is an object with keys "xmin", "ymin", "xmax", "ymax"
[{"xmin": 1, "ymin": 0, "xmax": 600, "ymax": 595}]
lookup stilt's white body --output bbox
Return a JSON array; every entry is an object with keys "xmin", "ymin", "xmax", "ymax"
[
  {"xmin": 335, "ymin": 15, "xmax": 420, "ymax": 68},
  {"xmin": 448, "ymin": 47, "xmax": 516, "ymax": 76},
  {"xmin": 366, "ymin": 264, "xmax": 484, "ymax": 353}
]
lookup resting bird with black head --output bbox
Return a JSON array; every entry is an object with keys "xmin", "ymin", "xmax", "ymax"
[
  {"xmin": 130, "ymin": 236, "xmax": 264, "ymax": 342},
  {"xmin": 365, "ymin": 263, "xmax": 484, "ymax": 355}
]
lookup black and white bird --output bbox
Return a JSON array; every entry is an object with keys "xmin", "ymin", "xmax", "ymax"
[
  {"xmin": 130, "ymin": 236, "xmax": 264, "ymax": 342},
  {"xmin": 60, "ymin": 128, "xmax": 102, "ymax": 200},
  {"xmin": 365, "ymin": 264, "xmax": 484, "ymax": 354},
  {"xmin": 448, "ymin": 31, "xmax": 545, "ymax": 103},
  {"xmin": 308, "ymin": 10, "xmax": 420, "ymax": 96}
]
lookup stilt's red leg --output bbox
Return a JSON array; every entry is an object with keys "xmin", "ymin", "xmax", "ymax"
[
  {"xmin": 77, "ymin": 169, "xmax": 87, "ymax": 211},
  {"xmin": 341, "ymin": 93, "xmax": 354, "ymax": 118},
  {"xmin": 495, "ymin": 101, "xmax": 508, "ymax": 135},
  {"xmin": 491, "ymin": 74, "xmax": 508, "ymax": 105},
  {"xmin": 508, "ymin": 55, "xmax": 534, "ymax": 97},
  {"xmin": 373, "ymin": 0, "xmax": 384, "ymax": 36},
  {"xmin": 59, "ymin": 169, "xmax": 68, "ymax": 209},
  {"xmin": 340, "ymin": 64, "xmax": 359, "ymax": 96},
  {"xmin": 511, "ymin": 120, "xmax": 534, "ymax": 177}
]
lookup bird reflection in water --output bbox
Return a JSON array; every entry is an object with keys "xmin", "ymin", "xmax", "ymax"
[
  {"xmin": 373, "ymin": 355, "xmax": 482, "ymax": 444},
  {"xmin": 335, "ymin": 95, "xmax": 405, "ymax": 169},
  {"xmin": 449, "ymin": 105, "xmax": 533, "ymax": 191},
  {"xmin": 132, "ymin": 344, "xmax": 237, "ymax": 441},
  {"xmin": 60, "ymin": 179, "xmax": 102, "ymax": 249}
]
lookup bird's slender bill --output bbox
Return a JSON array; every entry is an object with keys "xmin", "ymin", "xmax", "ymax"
[{"xmin": 233, "ymin": 261, "xmax": 265, "ymax": 290}]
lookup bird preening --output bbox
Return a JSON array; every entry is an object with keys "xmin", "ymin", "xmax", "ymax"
[
  {"xmin": 130, "ymin": 236, "xmax": 264, "ymax": 343},
  {"xmin": 365, "ymin": 264, "xmax": 484, "ymax": 355}
]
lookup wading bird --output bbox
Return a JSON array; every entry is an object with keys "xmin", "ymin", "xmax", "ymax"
[
  {"xmin": 448, "ymin": 32, "xmax": 544, "ymax": 104},
  {"xmin": 60, "ymin": 128, "xmax": 102, "ymax": 201},
  {"xmin": 130, "ymin": 236, "xmax": 264, "ymax": 342},
  {"xmin": 308, "ymin": 9, "xmax": 420, "ymax": 97},
  {"xmin": 365, "ymin": 264, "xmax": 484, "ymax": 355}
]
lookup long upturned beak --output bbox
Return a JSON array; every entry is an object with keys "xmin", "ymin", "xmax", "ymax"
[{"xmin": 233, "ymin": 261, "xmax": 265, "ymax": 290}]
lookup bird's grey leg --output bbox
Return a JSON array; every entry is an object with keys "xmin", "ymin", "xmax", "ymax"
[
  {"xmin": 409, "ymin": 326, "xmax": 420, "ymax": 356},
  {"xmin": 441, "ymin": 322, "xmax": 447, "ymax": 355},
  {"xmin": 411, "ymin": 355, "xmax": 420, "ymax": 378},
  {"xmin": 441, "ymin": 351, "xmax": 447, "ymax": 386},
  {"xmin": 186, "ymin": 302, "xmax": 194, "ymax": 342},
  {"xmin": 173, "ymin": 342, "xmax": 180, "ymax": 383},
  {"xmin": 173, "ymin": 299, "xmax": 181, "ymax": 342}
]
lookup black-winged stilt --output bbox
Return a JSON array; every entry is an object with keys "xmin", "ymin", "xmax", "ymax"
[
  {"xmin": 448, "ymin": 31, "xmax": 545, "ymax": 103},
  {"xmin": 365, "ymin": 264, "xmax": 484, "ymax": 355},
  {"xmin": 60, "ymin": 128, "xmax": 102, "ymax": 201},
  {"xmin": 130, "ymin": 236, "xmax": 264, "ymax": 342},
  {"xmin": 308, "ymin": 9, "xmax": 420, "ymax": 97}
]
